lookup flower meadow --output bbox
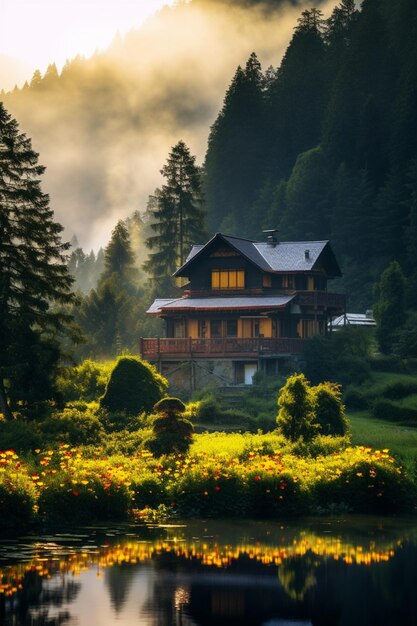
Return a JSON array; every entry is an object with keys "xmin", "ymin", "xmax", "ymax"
[{"xmin": 0, "ymin": 432, "xmax": 414, "ymax": 531}]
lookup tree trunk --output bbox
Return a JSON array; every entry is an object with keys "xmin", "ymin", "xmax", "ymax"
[{"xmin": 0, "ymin": 378, "xmax": 13, "ymax": 421}]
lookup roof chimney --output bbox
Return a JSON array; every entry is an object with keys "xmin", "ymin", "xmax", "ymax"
[
  {"xmin": 263, "ymin": 229, "xmax": 279, "ymax": 247},
  {"xmin": 304, "ymin": 249, "xmax": 310, "ymax": 260}
]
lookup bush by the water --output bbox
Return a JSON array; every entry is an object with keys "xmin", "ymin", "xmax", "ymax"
[
  {"xmin": 0, "ymin": 435, "xmax": 414, "ymax": 528},
  {"xmin": 0, "ymin": 450, "xmax": 37, "ymax": 533},
  {"xmin": 100, "ymin": 356, "xmax": 167, "ymax": 415}
]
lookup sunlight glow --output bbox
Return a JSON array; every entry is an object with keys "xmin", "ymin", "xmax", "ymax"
[{"xmin": 1, "ymin": 0, "xmax": 174, "ymax": 83}]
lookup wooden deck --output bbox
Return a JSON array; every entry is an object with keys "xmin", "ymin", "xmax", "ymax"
[{"xmin": 140, "ymin": 337, "xmax": 305, "ymax": 360}]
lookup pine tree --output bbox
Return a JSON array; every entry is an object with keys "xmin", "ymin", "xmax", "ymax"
[
  {"xmin": 101, "ymin": 219, "xmax": 136, "ymax": 290},
  {"xmin": 204, "ymin": 54, "xmax": 266, "ymax": 233},
  {"xmin": 265, "ymin": 9, "xmax": 328, "ymax": 181},
  {"xmin": 0, "ymin": 103, "xmax": 74, "ymax": 419},
  {"xmin": 144, "ymin": 141, "xmax": 205, "ymax": 292},
  {"xmin": 76, "ymin": 220, "xmax": 142, "ymax": 357},
  {"xmin": 373, "ymin": 261, "xmax": 407, "ymax": 354}
]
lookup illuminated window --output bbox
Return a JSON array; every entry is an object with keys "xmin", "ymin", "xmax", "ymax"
[{"xmin": 211, "ymin": 270, "xmax": 245, "ymax": 289}]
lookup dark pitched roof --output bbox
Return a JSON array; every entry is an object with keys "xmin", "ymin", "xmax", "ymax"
[
  {"xmin": 147, "ymin": 295, "xmax": 294, "ymax": 315},
  {"xmin": 175, "ymin": 233, "xmax": 342, "ymax": 277}
]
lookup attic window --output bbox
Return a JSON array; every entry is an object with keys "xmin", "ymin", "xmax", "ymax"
[{"xmin": 212, "ymin": 270, "xmax": 245, "ymax": 289}]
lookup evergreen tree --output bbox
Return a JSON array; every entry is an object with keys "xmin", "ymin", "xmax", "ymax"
[
  {"xmin": 144, "ymin": 141, "xmax": 205, "ymax": 292},
  {"xmin": 76, "ymin": 221, "xmax": 143, "ymax": 358},
  {"xmin": 279, "ymin": 146, "xmax": 330, "ymax": 240},
  {"xmin": 0, "ymin": 103, "xmax": 74, "ymax": 419},
  {"xmin": 373, "ymin": 261, "xmax": 407, "ymax": 354},
  {"xmin": 276, "ymin": 373, "xmax": 318, "ymax": 442},
  {"xmin": 101, "ymin": 219, "xmax": 136, "ymax": 290},
  {"xmin": 265, "ymin": 8, "xmax": 328, "ymax": 181},
  {"xmin": 405, "ymin": 160, "xmax": 417, "ymax": 306},
  {"xmin": 204, "ymin": 54, "xmax": 266, "ymax": 233}
]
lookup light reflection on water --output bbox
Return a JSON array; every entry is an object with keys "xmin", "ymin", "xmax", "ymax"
[{"xmin": 0, "ymin": 516, "xmax": 417, "ymax": 626}]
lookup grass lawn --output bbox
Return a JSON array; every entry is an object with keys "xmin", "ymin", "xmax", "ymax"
[{"xmin": 349, "ymin": 410, "xmax": 417, "ymax": 461}]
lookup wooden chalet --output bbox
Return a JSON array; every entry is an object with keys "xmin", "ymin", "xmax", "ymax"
[{"xmin": 141, "ymin": 232, "xmax": 345, "ymax": 389}]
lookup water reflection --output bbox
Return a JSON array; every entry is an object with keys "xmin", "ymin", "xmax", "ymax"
[{"xmin": 0, "ymin": 517, "xmax": 416, "ymax": 625}]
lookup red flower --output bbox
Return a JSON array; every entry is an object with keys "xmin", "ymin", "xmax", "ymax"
[
  {"xmin": 73, "ymin": 491, "xmax": 79, "ymax": 496},
  {"xmin": 280, "ymin": 482, "xmax": 287, "ymax": 490},
  {"xmin": 255, "ymin": 475, "xmax": 261, "ymax": 481},
  {"xmin": 215, "ymin": 485, "xmax": 221, "ymax": 491}
]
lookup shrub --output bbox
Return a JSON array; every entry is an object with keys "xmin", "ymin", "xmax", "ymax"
[
  {"xmin": 145, "ymin": 397, "xmax": 193, "ymax": 457},
  {"xmin": 38, "ymin": 475, "xmax": 131, "ymax": 525},
  {"xmin": 0, "ymin": 451, "xmax": 37, "ymax": 534},
  {"xmin": 40, "ymin": 405, "xmax": 105, "ymax": 445},
  {"xmin": 276, "ymin": 374, "xmax": 318, "ymax": 442},
  {"xmin": 100, "ymin": 356, "xmax": 167, "ymax": 415},
  {"xmin": 172, "ymin": 467, "xmax": 247, "ymax": 517},
  {"xmin": 313, "ymin": 382, "xmax": 349, "ymax": 436},
  {"xmin": 381, "ymin": 381, "xmax": 417, "ymax": 400},
  {"xmin": 192, "ymin": 395, "xmax": 251, "ymax": 427},
  {"xmin": 291, "ymin": 434, "xmax": 350, "ymax": 458},
  {"xmin": 56, "ymin": 359, "xmax": 112, "ymax": 402},
  {"xmin": 310, "ymin": 450, "xmax": 413, "ymax": 513},
  {"xmin": 98, "ymin": 409, "xmax": 147, "ymax": 433},
  {"xmin": 372, "ymin": 400, "xmax": 417, "ymax": 423},
  {"xmin": 0, "ymin": 419, "xmax": 42, "ymax": 453},
  {"xmin": 131, "ymin": 473, "xmax": 168, "ymax": 509},
  {"xmin": 245, "ymin": 469, "xmax": 307, "ymax": 517},
  {"xmin": 343, "ymin": 388, "xmax": 369, "ymax": 410}
]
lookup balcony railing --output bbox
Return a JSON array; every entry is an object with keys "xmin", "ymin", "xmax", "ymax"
[{"xmin": 140, "ymin": 337, "xmax": 304, "ymax": 360}]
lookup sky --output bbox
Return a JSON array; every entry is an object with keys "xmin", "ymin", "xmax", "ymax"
[{"xmin": 0, "ymin": 0, "xmax": 175, "ymax": 87}]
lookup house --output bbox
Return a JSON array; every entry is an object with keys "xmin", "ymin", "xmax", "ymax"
[{"xmin": 141, "ymin": 232, "xmax": 345, "ymax": 390}]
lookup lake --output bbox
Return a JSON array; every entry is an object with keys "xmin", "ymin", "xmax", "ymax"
[{"xmin": 1, "ymin": 516, "xmax": 416, "ymax": 626}]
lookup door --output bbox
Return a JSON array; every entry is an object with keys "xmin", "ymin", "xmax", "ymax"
[{"xmin": 244, "ymin": 363, "xmax": 257, "ymax": 385}]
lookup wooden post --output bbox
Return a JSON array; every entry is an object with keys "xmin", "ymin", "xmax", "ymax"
[{"xmin": 191, "ymin": 360, "xmax": 195, "ymax": 391}]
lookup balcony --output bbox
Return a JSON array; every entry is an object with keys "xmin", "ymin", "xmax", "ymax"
[{"xmin": 140, "ymin": 337, "xmax": 305, "ymax": 361}]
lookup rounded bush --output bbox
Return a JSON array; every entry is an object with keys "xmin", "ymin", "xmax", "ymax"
[
  {"xmin": 145, "ymin": 396, "xmax": 193, "ymax": 457},
  {"xmin": 154, "ymin": 397, "xmax": 186, "ymax": 416},
  {"xmin": 100, "ymin": 357, "xmax": 167, "ymax": 415}
]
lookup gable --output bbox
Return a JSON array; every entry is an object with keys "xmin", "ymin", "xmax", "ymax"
[
  {"xmin": 175, "ymin": 233, "xmax": 269, "ymax": 277},
  {"xmin": 175, "ymin": 233, "xmax": 342, "ymax": 279}
]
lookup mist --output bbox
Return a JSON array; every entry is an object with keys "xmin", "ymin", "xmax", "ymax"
[{"xmin": 2, "ymin": 0, "xmax": 337, "ymax": 251}]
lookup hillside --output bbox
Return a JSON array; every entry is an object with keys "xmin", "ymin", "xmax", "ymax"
[
  {"xmin": 1, "ymin": 0, "xmax": 319, "ymax": 250},
  {"xmin": 204, "ymin": 0, "xmax": 417, "ymax": 308}
]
